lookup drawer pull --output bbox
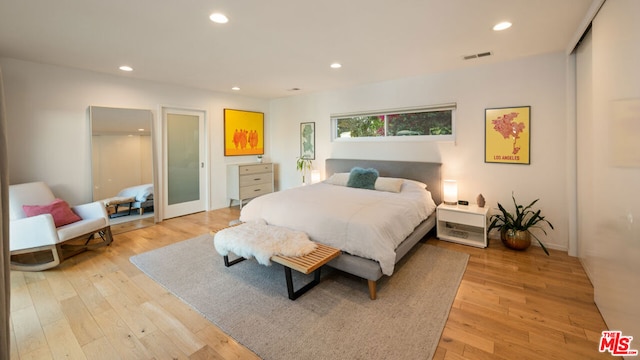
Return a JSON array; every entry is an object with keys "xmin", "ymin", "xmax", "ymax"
[
  {"xmin": 254, "ymin": 178, "xmax": 261, "ymax": 181},
  {"xmin": 254, "ymin": 188, "xmax": 261, "ymax": 192}
]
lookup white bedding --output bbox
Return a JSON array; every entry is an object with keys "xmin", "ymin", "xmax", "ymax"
[
  {"xmin": 239, "ymin": 180, "xmax": 437, "ymax": 275},
  {"xmin": 117, "ymin": 183, "xmax": 154, "ymax": 202}
]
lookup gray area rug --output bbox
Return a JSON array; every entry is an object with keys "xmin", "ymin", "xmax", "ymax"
[{"xmin": 130, "ymin": 234, "xmax": 469, "ymax": 360}]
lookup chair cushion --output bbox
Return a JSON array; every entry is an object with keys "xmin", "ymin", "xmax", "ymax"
[
  {"xmin": 57, "ymin": 218, "xmax": 107, "ymax": 242},
  {"xmin": 23, "ymin": 198, "xmax": 82, "ymax": 227}
]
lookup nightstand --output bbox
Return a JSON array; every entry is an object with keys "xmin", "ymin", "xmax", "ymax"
[{"xmin": 436, "ymin": 203, "xmax": 489, "ymax": 248}]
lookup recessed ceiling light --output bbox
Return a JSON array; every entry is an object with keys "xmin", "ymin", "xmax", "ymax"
[
  {"xmin": 493, "ymin": 21, "xmax": 512, "ymax": 31},
  {"xmin": 330, "ymin": 63, "xmax": 342, "ymax": 69},
  {"xmin": 209, "ymin": 13, "xmax": 229, "ymax": 24},
  {"xmin": 138, "ymin": 128, "xmax": 145, "ymax": 132},
  {"xmin": 119, "ymin": 65, "xmax": 133, "ymax": 72},
  {"xmin": 231, "ymin": 86, "xmax": 240, "ymax": 91}
]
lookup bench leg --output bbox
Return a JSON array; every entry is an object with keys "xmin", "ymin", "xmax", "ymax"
[
  {"xmin": 284, "ymin": 266, "xmax": 322, "ymax": 300},
  {"xmin": 223, "ymin": 255, "xmax": 246, "ymax": 267}
]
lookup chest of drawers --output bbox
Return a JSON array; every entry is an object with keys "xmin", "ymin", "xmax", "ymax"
[{"xmin": 227, "ymin": 163, "xmax": 274, "ymax": 208}]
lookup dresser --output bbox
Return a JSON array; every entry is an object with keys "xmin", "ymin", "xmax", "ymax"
[{"xmin": 227, "ymin": 163, "xmax": 274, "ymax": 208}]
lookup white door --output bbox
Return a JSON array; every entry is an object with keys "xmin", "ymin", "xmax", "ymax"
[{"xmin": 162, "ymin": 107, "xmax": 207, "ymax": 219}]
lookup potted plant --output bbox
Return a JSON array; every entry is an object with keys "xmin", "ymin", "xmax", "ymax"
[
  {"xmin": 487, "ymin": 192, "xmax": 554, "ymax": 255},
  {"xmin": 296, "ymin": 157, "xmax": 313, "ymax": 184}
]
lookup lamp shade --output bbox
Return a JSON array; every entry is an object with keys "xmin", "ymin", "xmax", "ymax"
[
  {"xmin": 443, "ymin": 180, "xmax": 458, "ymax": 205},
  {"xmin": 311, "ymin": 170, "xmax": 321, "ymax": 184}
]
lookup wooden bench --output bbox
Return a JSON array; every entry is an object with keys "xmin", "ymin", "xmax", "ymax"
[
  {"xmin": 212, "ymin": 226, "xmax": 340, "ymax": 300},
  {"xmin": 102, "ymin": 196, "xmax": 136, "ymax": 218},
  {"xmin": 271, "ymin": 243, "xmax": 341, "ymax": 300}
]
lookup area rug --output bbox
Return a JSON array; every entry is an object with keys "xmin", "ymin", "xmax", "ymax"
[{"xmin": 130, "ymin": 233, "xmax": 469, "ymax": 360}]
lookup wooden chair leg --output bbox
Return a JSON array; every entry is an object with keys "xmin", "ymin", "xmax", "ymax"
[{"xmin": 368, "ymin": 280, "xmax": 377, "ymax": 300}]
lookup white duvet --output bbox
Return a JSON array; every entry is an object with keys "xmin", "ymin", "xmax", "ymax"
[
  {"xmin": 239, "ymin": 180, "xmax": 436, "ymax": 275},
  {"xmin": 117, "ymin": 183, "xmax": 154, "ymax": 202}
]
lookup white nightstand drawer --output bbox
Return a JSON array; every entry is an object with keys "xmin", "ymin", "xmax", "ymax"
[
  {"xmin": 239, "ymin": 173, "xmax": 272, "ymax": 186},
  {"xmin": 438, "ymin": 208, "xmax": 486, "ymax": 227}
]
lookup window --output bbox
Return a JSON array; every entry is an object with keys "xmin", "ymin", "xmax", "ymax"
[{"xmin": 332, "ymin": 103, "xmax": 455, "ymax": 141}]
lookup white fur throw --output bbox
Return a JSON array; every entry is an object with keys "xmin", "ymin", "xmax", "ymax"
[{"xmin": 213, "ymin": 220, "xmax": 317, "ymax": 266}]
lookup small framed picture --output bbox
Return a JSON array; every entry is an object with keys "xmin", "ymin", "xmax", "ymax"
[
  {"xmin": 300, "ymin": 122, "xmax": 315, "ymax": 159},
  {"xmin": 485, "ymin": 106, "xmax": 531, "ymax": 164}
]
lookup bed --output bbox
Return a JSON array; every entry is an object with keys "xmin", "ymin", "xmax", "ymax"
[
  {"xmin": 115, "ymin": 183, "xmax": 154, "ymax": 215},
  {"xmin": 239, "ymin": 158, "xmax": 442, "ymax": 299}
]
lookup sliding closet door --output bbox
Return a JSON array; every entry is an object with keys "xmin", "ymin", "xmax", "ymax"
[
  {"xmin": 162, "ymin": 107, "xmax": 207, "ymax": 219},
  {"xmin": 576, "ymin": 0, "xmax": 640, "ymax": 337}
]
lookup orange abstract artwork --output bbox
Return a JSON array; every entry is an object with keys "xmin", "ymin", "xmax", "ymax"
[{"xmin": 224, "ymin": 109, "xmax": 264, "ymax": 156}]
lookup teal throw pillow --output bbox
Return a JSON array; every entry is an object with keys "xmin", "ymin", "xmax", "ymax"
[{"xmin": 347, "ymin": 167, "xmax": 379, "ymax": 190}]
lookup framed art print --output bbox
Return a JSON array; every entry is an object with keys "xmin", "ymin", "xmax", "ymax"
[
  {"xmin": 224, "ymin": 109, "xmax": 264, "ymax": 156},
  {"xmin": 300, "ymin": 122, "xmax": 315, "ymax": 159},
  {"xmin": 485, "ymin": 106, "xmax": 530, "ymax": 164}
]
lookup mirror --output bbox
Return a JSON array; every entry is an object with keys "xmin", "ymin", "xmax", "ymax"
[{"xmin": 90, "ymin": 106, "xmax": 156, "ymax": 232}]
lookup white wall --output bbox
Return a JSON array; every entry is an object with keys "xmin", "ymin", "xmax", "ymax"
[
  {"xmin": 0, "ymin": 57, "xmax": 269, "ymax": 210},
  {"xmin": 577, "ymin": 0, "xmax": 640, "ymax": 337},
  {"xmin": 270, "ymin": 52, "xmax": 570, "ymax": 250},
  {"xmin": 2, "ymin": 53, "xmax": 572, "ymax": 250}
]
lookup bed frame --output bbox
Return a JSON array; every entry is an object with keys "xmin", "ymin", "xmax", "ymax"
[{"xmin": 324, "ymin": 158, "xmax": 442, "ymax": 300}]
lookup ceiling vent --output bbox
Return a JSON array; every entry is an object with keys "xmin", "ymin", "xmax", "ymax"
[{"xmin": 463, "ymin": 51, "xmax": 492, "ymax": 60}]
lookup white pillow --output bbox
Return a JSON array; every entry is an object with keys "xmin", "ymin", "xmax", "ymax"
[
  {"xmin": 374, "ymin": 177, "xmax": 404, "ymax": 193},
  {"xmin": 324, "ymin": 173, "xmax": 405, "ymax": 192},
  {"xmin": 402, "ymin": 179, "xmax": 428, "ymax": 191},
  {"xmin": 324, "ymin": 173, "xmax": 350, "ymax": 186},
  {"xmin": 325, "ymin": 173, "xmax": 427, "ymax": 193}
]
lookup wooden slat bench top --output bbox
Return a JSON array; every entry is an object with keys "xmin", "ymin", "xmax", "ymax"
[
  {"xmin": 211, "ymin": 223, "xmax": 341, "ymax": 300},
  {"xmin": 271, "ymin": 243, "xmax": 341, "ymax": 275}
]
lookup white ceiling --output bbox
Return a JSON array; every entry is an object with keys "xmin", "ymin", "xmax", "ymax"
[{"xmin": 0, "ymin": 0, "xmax": 593, "ymax": 99}]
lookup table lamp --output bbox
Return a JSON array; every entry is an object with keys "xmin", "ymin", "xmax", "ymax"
[{"xmin": 443, "ymin": 180, "xmax": 458, "ymax": 205}]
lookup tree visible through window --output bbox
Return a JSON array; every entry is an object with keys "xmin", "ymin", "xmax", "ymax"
[
  {"xmin": 336, "ymin": 115, "xmax": 385, "ymax": 138},
  {"xmin": 333, "ymin": 105, "xmax": 455, "ymax": 140}
]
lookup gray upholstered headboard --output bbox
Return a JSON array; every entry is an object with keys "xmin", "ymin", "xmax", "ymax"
[{"xmin": 325, "ymin": 158, "xmax": 442, "ymax": 205}]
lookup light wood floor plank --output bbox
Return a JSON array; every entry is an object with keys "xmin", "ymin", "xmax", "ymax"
[
  {"xmin": 11, "ymin": 305, "xmax": 49, "ymax": 356},
  {"xmin": 26, "ymin": 279, "xmax": 65, "ymax": 328},
  {"xmin": 138, "ymin": 328, "xmax": 190, "ymax": 360},
  {"xmin": 81, "ymin": 336, "xmax": 122, "ymax": 360},
  {"xmin": 92, "ymin": 308, "xmax": 154, "ymax": 359},
  {"xmin": 59, "ymin": 295, "xmax": 104, "ymax": 347},
  {"xmin": 41, "ymin": 318, "xmax": 87, "ymax": 360},
  {"xmin": 139, "ymin": 300, "xmax": 206, "ymax": 355},
  {"xmin": 9, "ymin": 206, "xmax": 609, "ymax": 359}
]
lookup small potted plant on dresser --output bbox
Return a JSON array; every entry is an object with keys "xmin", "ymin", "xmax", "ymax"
[{"xmin": 487, "ymin": 192, "xmax": 554, "ymax": 255}]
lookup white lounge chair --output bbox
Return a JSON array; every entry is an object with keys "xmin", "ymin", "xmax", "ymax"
[{"xmin": 8, "ymin": 181, "xmax": 113, "ymax": 271}]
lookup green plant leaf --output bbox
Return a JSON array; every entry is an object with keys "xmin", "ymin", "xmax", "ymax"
[{"xmin": 491, "ymin": 192, "xmax": 553, "ymax": 256}]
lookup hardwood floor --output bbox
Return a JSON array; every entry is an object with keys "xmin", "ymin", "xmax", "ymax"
[{"xmin": 9, "ymin": 207, "xmax": 611, "ymax": 359}]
